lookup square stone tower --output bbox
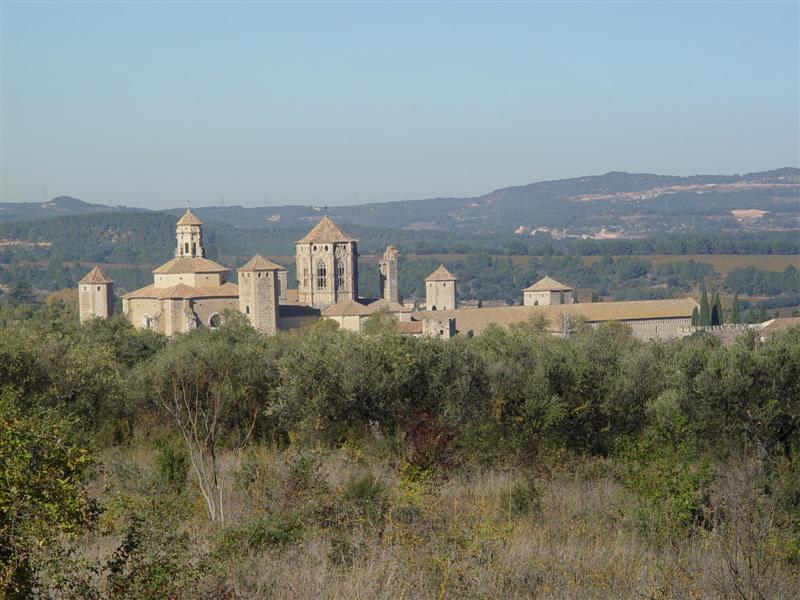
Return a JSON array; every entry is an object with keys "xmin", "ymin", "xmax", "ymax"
[
  {"xmin": 295, "ymin": 216, "xmax": 358, "ymax": 309},
  {"xmin": 424, "ymin": 264, "xmax": 457, "ymax": 311},
  {"xmin": 238, "ymin": 255, "xmax": 282, "ymax": 335},
  {"xmin": 379, "ymin": 245, "xmax": 400, "ymax": 304},
  {"xmin": 78, "ymin": 265, "xmax": 114, "ymax": 322}
]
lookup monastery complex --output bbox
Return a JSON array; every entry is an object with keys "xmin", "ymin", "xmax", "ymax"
[{"xmin": 78, "ymin": 210, "xmax": 700, "ymax": 339}]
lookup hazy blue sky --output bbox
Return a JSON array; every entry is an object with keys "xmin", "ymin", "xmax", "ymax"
[{"xmin": 2, "ymin": 1, "xmax": 798, "ymax": 209}]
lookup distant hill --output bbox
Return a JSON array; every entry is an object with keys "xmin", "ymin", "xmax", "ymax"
[
  {"xmin": 0, "ymin": 195, "xmax": 148, "ymax": 221},
  {"xmin": 164, "ymin": 168, "xmax": 800, "ymax": 235},
  {"xmin": 3, "ymin": 168, "xmax": 798, "ymax": 237}
]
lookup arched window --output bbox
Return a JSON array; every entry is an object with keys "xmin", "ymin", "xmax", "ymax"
[
  {"xmin": 142, "ymin": 314, "xmax": 154, "ymax": 330},
  {"xmin": 209, "ymin": 313, "xmax": 222, "ymax": 328},
  {"xmin": 336, "ymin": 257, "xmax": 346, "ymax": 289},
  {"xmin": 316, "ymin": 260, "xmax": 327, "ymax": 289}
]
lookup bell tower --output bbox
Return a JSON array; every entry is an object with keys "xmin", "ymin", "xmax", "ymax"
[{"xmin": 175, "ymin": 208, "xmax": 204, "ymax": 258}]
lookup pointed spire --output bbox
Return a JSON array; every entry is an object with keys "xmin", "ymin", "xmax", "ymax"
[
  {"xmin": 79, "ymin": 265, "xmax": 114, "ymax": 284},
  {"xmin": 425, "ymin": 264, "xmax": 457, "ymax": 282},
  {"xmin": 176, "ymin": 207, "xmax": 203, "ymax": 226}
]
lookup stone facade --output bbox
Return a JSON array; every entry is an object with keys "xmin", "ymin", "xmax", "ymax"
[
  {"xmin": 425, "ymin": 265, "xmax": 457, "ymax": 311},
  {"xmin": 422, "ymin": 317, "xmax": 455, "ymax": 339},
  {"xmin": 238, "ymin": 255, "xmax": 281, "ymax": 335},
  {"xmin": 295, "ymin": 216, "xmax": 358, "ymax": 309}
]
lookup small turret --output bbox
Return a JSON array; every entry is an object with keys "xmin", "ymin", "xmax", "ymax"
[{"xmin": 78, "ymin": 265, "xmax": 114, "ymax": 322}]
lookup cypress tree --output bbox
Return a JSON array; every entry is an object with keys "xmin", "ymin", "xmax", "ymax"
[
  {"xmin": 559, "ymin": 291, "xmax": 565, "ymax": 304},
  {"xmin": 691, "ymin": 306, "xmax": 699, "ymax": 326},
  {"xmin": 711, "ymin": 291, "xmax": 722, "ymax": 326},
  {"xmin": 699, "ymin": 289, "xmax": 710, "ymax": 326},
  {"xmin": 731, "ymin": 294, "xmax": 741, "ymax": 323},
  {"xmin": 572, "ymin": 288, "xmax": 579, "ymax": 303}
]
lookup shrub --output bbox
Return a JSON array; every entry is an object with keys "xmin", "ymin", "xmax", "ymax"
[
  {"xmin": 500, "ymin": 478, "xmax": 541, "ymax": 518},
  {"xmin": 155, "ymin": 438, "xmax": 188, "ymax": 492},
  {"xmin": 617, "ymin": 423, "xmax": 715, "ymax": 542},
  {"xmin": 343, "ymin": 472, "xmax": 386, "ymax": 523},
  {"xmin": 216, "ymin": 514, "xmax": 303, "ymax": 559},
  {"xmin": 328, "ymin": 535, "xmax": 359, "ymax": 568}
]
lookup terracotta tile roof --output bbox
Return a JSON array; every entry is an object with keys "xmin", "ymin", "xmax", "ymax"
[
  {"xmin": 153, "ymin": 256, "xmax": 228, "ymax": 274},
  {"xmin": 297, "ymin": 216, "xmax": 356, "ymax": 244},
  {"xmin": 759, "ymin": 317, "xmax": 800, "ymax": 337},
  {"xmin": 79, "ymin": 265, "xmax": 113, "ymax": 284},
  {"xmin": 365, "ymin": 298, "xmax": 411, "ymax": 314},
  {"xmin": 523, "ymin": 275, "xmax": 572, "ymax": 292},
  {"xmin": 321, "ymin": 298, "xmax": 371, "ymax": 317},
  {"xmin": 425, "ymin": 265, "xmax": 457, "ymax": 282},
  {"xmin": 415, "ymin": 298, "xmax": 699, "ymax": 336},
  {"xmin": 238, "ymin": 254, "xmax": 283, "ymax": 272},
  {"xmin": 122, "ymin": 282, "xmax": 239, "ymax": 300},
  {"xmin": 176, "ymin": 209, "xmax": 203, "ymax": 226},
  {"xmin": 395, "ymin": 321, "xmax": 423, "ymax": 335}
]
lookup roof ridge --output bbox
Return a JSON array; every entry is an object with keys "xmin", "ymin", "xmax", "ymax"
[
  {"xmin": 425, "ymin": 264, "xmax": 457, "ymax": 281},
  {"xmin": 297, "ymin": 215, "xmax": 356, "ymax": 244},
  {"xmin": 239, "ymin": 254, "xmax": 284, "ymax": 271},
  {"xmin": 79, "ymin": 265, "xmax": 114, "ymax": 284}
]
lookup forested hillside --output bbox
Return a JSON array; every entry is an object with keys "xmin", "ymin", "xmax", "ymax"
[
  {"xmin": 5, "ymin": 168, "xmax": 799, "ymax": 235},
  {"xmin": 2, "ymin": 301, "xmax": 799, "ymax": 598}
]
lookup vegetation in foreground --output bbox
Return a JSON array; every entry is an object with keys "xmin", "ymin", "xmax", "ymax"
[{"xmin": 1, "ymin": 299, "xmax": 799, "ymax": 598}]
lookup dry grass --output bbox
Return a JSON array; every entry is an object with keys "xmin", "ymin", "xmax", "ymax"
[{"xmin": 70, "ymin": 446, "xmax": 799, "ymax": 600}]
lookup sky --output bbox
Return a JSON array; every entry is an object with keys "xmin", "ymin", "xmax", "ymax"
[{"xmin": 1, "ymin": 1, "xmax": 798, "ymax": 209}]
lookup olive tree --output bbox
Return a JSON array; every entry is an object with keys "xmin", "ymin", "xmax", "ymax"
[{"xmin": 141, "ymin": 316, "xmax": 280, "ymax": 521}]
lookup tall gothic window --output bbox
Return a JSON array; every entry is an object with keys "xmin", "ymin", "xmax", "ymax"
[
  {"xmin": 302, "ymin": 266, "xmax": 309, "ymax": 291},
  {"xmin": 336, "ymin": 257, "xmax": 346, "ymax": 289},
  {"xmin": 316, "ymin": 260, "xmax": 327, "ymax": 289}
]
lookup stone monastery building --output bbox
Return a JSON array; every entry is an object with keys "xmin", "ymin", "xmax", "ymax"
[{"xmin": 78, "ymin": 210, "xmax": 699, "ymax": 340}]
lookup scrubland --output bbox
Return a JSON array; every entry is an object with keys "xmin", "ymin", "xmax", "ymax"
[{"xmin": 2, "ymin": 303, "xmax": 799, "ymax": 598}]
